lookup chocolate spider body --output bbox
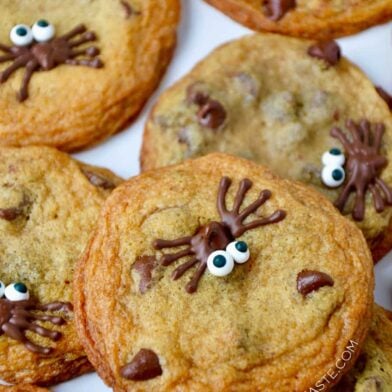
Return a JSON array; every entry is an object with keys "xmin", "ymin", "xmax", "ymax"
[
  {"xmin": 0, "ymin": 24, "xmax": 102, "ymax": 101},
  {"xmin": 0, "ymin": 298, "xmax": 72, "ymax": 354},
  {"xmin": 331, "ymin": 120, "xmax": 392, "ymax": 221},
  {"xmin": 153, "ymin": 177, "xmax": 286, "ymax": 293}
]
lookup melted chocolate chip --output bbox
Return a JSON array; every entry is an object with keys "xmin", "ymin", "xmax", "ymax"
[
  {"xmin": 376, "ymin": 87, "xmax": 392, "ymax": 110},
  {"xmin": 308, "ymin": 41, "xmax": 341, "ymax": 66},
  {"xmin": 82, "ymin": 169, "xmax": 116, "ymax": 190},
  {"xmin": 0, "ymin": 207, "xmax": 23, "ymax": 221},
  {"xmin": 297, "ymin": 269, "xmax": 334, "ymax": 296},
  {"xmin": 186, "ymin": 85, "xmax": 209, "ymax": 106},
  {"xmin": 121, "ymin": 348, "xmax": 162, "ymax": 381},
  {"xmin": 263, "ymin": 0, "xmax": 296, "ymax": 21},
  {"xmin": 133, "ymin": 256, "xmax": 157, "ymax": 294},
  {"xmin": 120, "ymin": 0, "xmax": 140, "ymax": 18},
  {"xmin": 197, "ymin": 100, "xmax": 226, "ymax": 129}
]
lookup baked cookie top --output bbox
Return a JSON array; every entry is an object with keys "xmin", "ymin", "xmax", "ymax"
[
  {"xmin": 0, "ymin": 146, "xmax": 121, "ymax": 385},
  {"xmin": 142, "ymin": 34, "xmax": 392, "ymax": 256},
  {"xmin": 0, "ymin": 0, "xmax": 179, "ymax": 151},
  {"xmin": 333, "ymin": 305, "xmax": 392, "ymax": 391},
  {"xmin": 75, "ymin": 153, "xmax": 373, "ymax": 391},
  {"xmin": 203, "ymin": 0, "xmax": 392, "ymax": 40}
]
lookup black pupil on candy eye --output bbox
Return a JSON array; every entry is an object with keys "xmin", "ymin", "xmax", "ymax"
[
  {"xmin": 235, "ymin": 241, "xmax": 247, "ymax": 252},
  {"xmin": 37, "ymin": 20, "xmax": 49, "ymax": 27},
  {"xmin": 16, "ymin": 27, "xmax": 27, "ymax": 36},
  {"xmin": 213, "ymin": 255, "xmax": 226, "ymax": 268},
  {"xmin": 330, "ymin": 148, "xmax": 341, "ymax": 156},
  {"xmin": 332, "ymin": 169, "xmax": 343, "ymax": 181},
  {"xmin": 14, "ymin": 282, "xmax": 27, "ymax": 293}
]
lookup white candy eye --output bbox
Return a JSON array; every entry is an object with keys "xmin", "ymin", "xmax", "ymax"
[
  {"xmin": 10, "ymin": 24, "xmax": 33, "ymax": 46},
  {"xmin": 322, "ymin": 165, "xmax": 345, "ymax": 188},
  {"xmin": 5, "ymin": 282, "xmax": 29, "ymax": 301},
  {"xmin": 207, "ymin": 250, "xmax": 234, "ymax": 277},
  {"xmin": 322, "ymin": 148, "xmax": 345, "ymax": 167},
  {"xmin": 226, "ymin": 241, "xmax": 250, "ymax": 264},
  {"xmin": 0, "ymin": 281, "xmax": 5, "ymax": 298},
  {"xmin": 32, "ymin": 19, "xmax": 55, "ymax": 42}
]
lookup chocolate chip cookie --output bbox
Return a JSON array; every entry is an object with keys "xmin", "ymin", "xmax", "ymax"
[
  {"xmin": 75, "ymin": 153, "xmax": 373, "ymax": 391},
  {"xmin": 203, "ymin": 0, "xmax": 392, "ymax": 40},
  {"xmin": 0, "ymin": 146, "xmax": 122, "ymax": 385},
  {"xmin": 333, "ymin": 305, "xmax": 392, "ymax": 392},
  {"xmin": 0, "ymin": 386, "xmax": 49, "ymax": 392},
  {"xmin": 0, "ymin": 0, "xmax": 179, "ymax": 151},
  {"xmin": 141, "ymin": 34, "xmax": 392, "ymax": 262}
]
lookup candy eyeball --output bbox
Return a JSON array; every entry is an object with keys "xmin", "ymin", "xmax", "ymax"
[
  {"xmin": 10, "ymin": 24, "xmax": 33, "ymax": 46},
  {"xmin": 226, "ymin": 241, "xmax": 250, "ymax": 264},
  {"xmin": 5, "ymin": 282, "xmax": 29, "ymax": 301},
  {"xmin": 207, "ymin": 250, "xmax": 234, "ymax": 277},
  {"xmin": 0, "ymin": 281, "xmax": 5, "ymax": 298},
  {"xmin": 322, "ymin": 148, "xmax": 345, "ymax": 167},
  {"xmin": 32, "ymin": 19, "xmax": 55, "ymax": 42},
  {"xmin": 322, "ymin": 165, "xmax": 345, "ymax": 188}
]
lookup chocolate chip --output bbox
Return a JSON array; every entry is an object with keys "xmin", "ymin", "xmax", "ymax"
[
  {"xmin": 355, "ymin": 352, "xmax": 367, "ymax": 372},
  {"xmin": 197, "ymin": 100, "xmax": 226, "ymax": 129},
  {"xmin": 376, "ymin": 86, "xmax": 392, "ymax": 110},
  {"xmin": 82, "ymin": 169, "xmax": 116, "ymax": 190},
  {"xmin": 120, "ymin": 349, "xmax": 162, "ymax": 381},
  {"xmin": 308, "ymin": 41, "xmax": 341, "ymax": 66},
  {"xmin": 186, "ymin": 84, "xmax": 209, "ymax": 106},
  {"xmin": 133, "ymin": 256, "xmax": 157, "ymax": 294},
  {"xmin": 297, "ymin": 269, "xmax": 334, "ymax": 296},
  {"xmin": 120, "ymin": 0, "xmax": 141, "ymax": 18},
  {"xmin": 0, "ymin": 207, "xmax": 22, "ymax": 221},
  {"xmin": 263, "ymin": 0, "xmax": 296, "ymax": 21}
]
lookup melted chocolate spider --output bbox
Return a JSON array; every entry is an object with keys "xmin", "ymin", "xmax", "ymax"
[
  {"xmin": 0, "ymin": 20, "xmax": 103, "ymax": 101},
  {"xmin": 330, "ymin": 120, "xmax": 392, "ymax": 221},
  {"xmin": 153, "ymin": 177, "xmax": 286, "ymax": 293},
  {"xmin": 0, "ymin": 281, "xmax": 72, "ymax": 354}
]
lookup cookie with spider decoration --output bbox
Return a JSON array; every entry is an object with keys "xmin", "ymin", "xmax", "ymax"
[
  {"xmin": 201, "ymin": 0, "xmax": 392, "ymax": 40},
  {"xmin": 141, "ymin": 34, "xmax": 392, "ymax": 262},
  {"xmin": 0, "ymin": 0, "xmax": 179, "ymax": 151},
  {"xmin": 0, "ymin": 146, "xmax": 122, "ymax": 385},
  {"xmin": 74, "ymin": 153, "xmax": 373, "ymax": 391}
]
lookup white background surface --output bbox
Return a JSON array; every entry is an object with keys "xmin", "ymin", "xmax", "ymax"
[{"xmin": 56, "ymin": 0, "xmax": 392, "ymax": 390}]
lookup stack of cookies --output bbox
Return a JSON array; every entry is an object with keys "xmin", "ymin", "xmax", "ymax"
[{"xmin": 0, "ymin": 0, "xmax": 391, "ymax": 391}]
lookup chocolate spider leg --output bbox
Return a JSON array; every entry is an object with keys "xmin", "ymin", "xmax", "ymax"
[
  {"xmin": 0, "ymin": 53, "xmax": 14, "ymax": 63},
  {"xmin": 369, "ymin": 184, "xmax": 385, "ymax": 212},
  {"xmin": 359, "ymin": 119, "xmax": 371, "ymax": 146},
  {"xmin": 238, "ymin": 189, "xmax": 271, "ymax": 221},
  {"xmin": 334, "ymin": 182, "xmax": 353, "ymax": 213},
  {"xmin": 19, "ymin": 59, "xmax": 39, "ymax": 102},
  {"xmin": 217, "ymin": 176, "xmax": 231, "ymax": 216},
  {"xmin": 70, "ymin": 47, "xmax": 100, "ymax": 58},
  {"xmin": 161, "ymin": 247, "xmax": 193, "ymax": 266},
  {"xmin": 172, "ymin": 258, "xmax": 198, "ymax": 280},
  {"xmin": 37, "ymin": 301, "xmax": 73, "ymax": 312},
  {"xmin": 0, "ymin": 43, "xmax": 11, "ymax": 53},
  {"xmin": 0, "ymin": 56, "xmax": 28, "ymax": 83},
  {"xmin": 352, "ymin": 187, "xmax": 366, "ymax": 221},
  {"xmin": 24, "ymin": 340, "xmax": 52, "ymax": 354},
  {"xmin": 58, "ymin": 24, "xmax": 86, "ymax": 40},
  {"xmin": 330, "ymin": 127, "xmax": 354, "ymax": 155},
  {"xmin": 154, "ymin": 236, "xmax": 192, "ymax": 250},
  {"xmin": 69, "ymin": 32, "xmax": 97, "ymax": 48},
  {"xmin": 186, "ymin": 262, "xmax": 207, "ymax": 294},
  {"xmin": 27, "ymin": 322, "xmax": 62, "ymax": 341},
  {"xmin": 375, "ymin": 178, "xmax": 392, "ymax": 204},
  {"xmin": 231, "ymin": 179, "xmax": 252, "ymax": 212},
  {"xmin": 33, "ymin": 313, "xmax": 65, "ymax": 325},
  {"xmin": 373, "ymin": 123, "xmax": 385, "ymax": 152},
  {"xmin": 241, "ymin": 210, "xmax": 286, "ymax": 234},
  {"xmin": 65, "ymin": 58, "xmax": 103, "ymax": 68},
  {"xmin": 346, "ymin": 119, "xmax": 363, "ymax": 144}
]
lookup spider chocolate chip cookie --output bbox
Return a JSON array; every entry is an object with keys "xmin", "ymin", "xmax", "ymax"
[
  {"xmin": 203, "ymin": 0, "xmax": 392, "ymax": 40},
  {"xmin": 333, "ymin": 305, "xmax": 392, "ymax": 392},
  {"xmin": 141, "ymin": 34, "xmax": 392, "ymax": 262},
  {"xmin": 74, "ymin": 153, "xmax": 374, "ymax": 391},
  {"xmin": 0, "ymin": 0, "xmax": 179, "ymax": 151},
  {"xmin": 0, "ymin": 146, "xmax": 122, "ymax": 385}
]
